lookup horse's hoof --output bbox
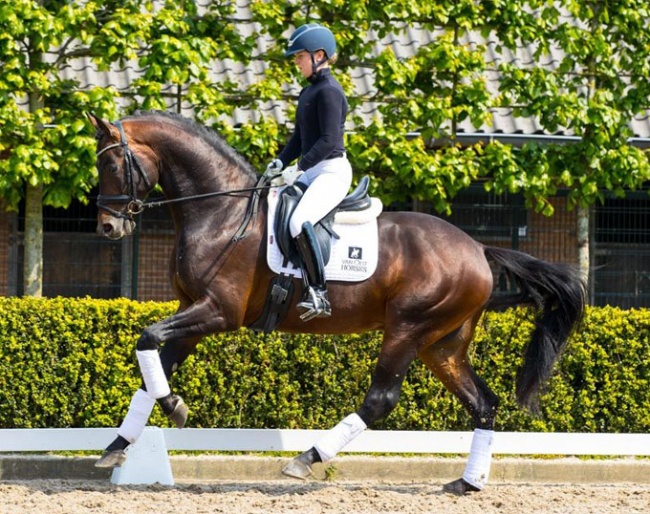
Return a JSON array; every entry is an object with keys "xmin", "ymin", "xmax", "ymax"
[
  {"xmin": 442, "ymin": 478, "xmax": 480, "ymax": 496},
  {"xmin": 168, "ymin": 395, "xmax": 188, "ymax": 428},
  {"xmin": 282, "ymin": 458, "xmax": 313, "ymax": 480},
  {"xmin": 95, "ymin": 450, "xmax": 127, "ymax": 468}
]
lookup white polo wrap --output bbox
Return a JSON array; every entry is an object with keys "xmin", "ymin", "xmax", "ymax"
[
  {"xmin": 116, "ymin": 388, "xmax": 156, "ymax": 443},
  {"xmin": 314, "ymin": 413, "xmax": 367, "ymax": 462},
  {"xmin": 462, "ymin": 428, "xmax": 494, "ymax": 489},
  {"xmin": 136, "ymin": 349, "xmax": 171, "ymax": 399}
]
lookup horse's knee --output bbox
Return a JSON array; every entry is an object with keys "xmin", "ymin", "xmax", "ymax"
[
  {"xmin": 136, "ymin": 329, "xmax": 159, "ymax": 351},
  {"xmin": 358, "ymin": 384, "xmax": 401, "ymax": 425}
]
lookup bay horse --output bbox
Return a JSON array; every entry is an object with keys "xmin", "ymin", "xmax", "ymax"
[{"xmin": 89, "ymin": 111, "xmax": 586, "ymax": 495}]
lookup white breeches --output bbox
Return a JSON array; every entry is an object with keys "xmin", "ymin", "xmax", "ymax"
[{"xmin": 289, "ymin": 156, "xmax": 352, "ymax": 238}]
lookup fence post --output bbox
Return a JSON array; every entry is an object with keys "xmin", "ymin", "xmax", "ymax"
[{"xmin": 111, "ymin": 426, "xmax": 174, "ymax": 485}]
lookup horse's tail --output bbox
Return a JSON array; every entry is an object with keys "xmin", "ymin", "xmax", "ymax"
[{"xmin": 483, "ymin": 246, "xmax": 587, "ymax": 411}]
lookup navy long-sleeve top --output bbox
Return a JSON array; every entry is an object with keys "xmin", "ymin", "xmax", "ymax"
[{"xmin": 278, "ymin": 68, "xmax": 348, "ymax": 171}]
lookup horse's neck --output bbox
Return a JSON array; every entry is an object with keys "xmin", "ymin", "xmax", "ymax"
[
  {"xmin": 158, "ymin": 142, "xmax": 256, "ymax": 234},
  {"xmin": 156, "ymin": 133, "xmax": 254, "ymax": 195}
]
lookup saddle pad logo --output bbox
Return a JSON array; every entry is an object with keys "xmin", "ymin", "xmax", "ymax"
[{"xmin": 348, "ymin": 247, "xmax": 363, "ymax": 259}]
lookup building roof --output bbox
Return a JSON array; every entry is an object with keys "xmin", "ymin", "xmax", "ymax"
[{"xmin": 46, "ymin": 4, "xmax": 650, "ymax": 143}]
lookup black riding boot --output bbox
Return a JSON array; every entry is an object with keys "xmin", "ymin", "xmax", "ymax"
[{"xmin": 295, "ymin": 222, "xmax": 331, "ymax": 321}]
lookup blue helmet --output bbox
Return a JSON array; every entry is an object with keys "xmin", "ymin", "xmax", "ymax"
[{"xmin": 285, "ymin": 23, "xmax": 336, "ymax": 59}]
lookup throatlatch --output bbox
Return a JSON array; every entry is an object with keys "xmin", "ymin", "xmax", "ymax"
[{"xmin": 295, "ymin": 221, "xmax": 331, "ymax": 320}]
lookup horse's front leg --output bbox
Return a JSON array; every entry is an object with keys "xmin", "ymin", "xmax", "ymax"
[
  {"xmin": 96, "ymin": 297, "xmax": 227, "ymax": 468},
  {"xmin": 282, "ymin": 331, "xmax": 416, "ymax": 479}
]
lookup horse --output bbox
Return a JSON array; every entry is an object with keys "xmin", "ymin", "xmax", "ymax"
[{"xmin": 88, "ymin": 111, "xmax": 586, "ymax": 495}]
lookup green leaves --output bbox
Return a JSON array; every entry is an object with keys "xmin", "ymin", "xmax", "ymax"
[
  {"xmin": 1, "ymin": 0, "xmax": 648, "ymax": 215},
  {"xmin": 1, "ymin": 297, "xmax": 650, "ymax": 433}
]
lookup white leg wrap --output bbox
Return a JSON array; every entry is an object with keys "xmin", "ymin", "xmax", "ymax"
[
  {"xmin": 116, "ymin": 388, "xmax": 156, "ymax": 444},
  {"xmin": 314, "ymin": 413, "xmax": 367, "ymax": 463},
  {"xmin": 462, "ymin": 428, "xmax": 494, "ymax": 490},
  {"xmin": 136, "ymin": 349, "xmax": 171, "ymax": 399}
]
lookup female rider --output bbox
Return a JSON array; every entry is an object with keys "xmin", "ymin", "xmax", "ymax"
[{"xmin": 266, "ymin": 23, "xmax": 352, "ymax": 321}]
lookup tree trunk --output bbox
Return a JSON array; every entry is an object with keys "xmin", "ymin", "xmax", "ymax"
[
  {"xmin": 23, "ymin": 184, "xmax": 43, "ymax": 297},
  {"xmin": 576, "ymin": 205, "xmax": 591, "ymax": 303},
  {"xmin": 25, "ymin": 27, "xmax": 44, "ymax": 297}
]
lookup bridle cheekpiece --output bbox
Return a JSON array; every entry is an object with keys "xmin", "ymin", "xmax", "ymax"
[{"xmin": 96, "ymin": 120, "xmax": 152, "ymax": 223}]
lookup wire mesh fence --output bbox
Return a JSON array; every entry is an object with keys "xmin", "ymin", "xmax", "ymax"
[{"xmin": 3, "ymin": 187, "xmax": 649, "ymax": 307}]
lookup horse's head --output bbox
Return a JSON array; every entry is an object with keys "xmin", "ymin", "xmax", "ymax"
[{"xmin": 88, "ymin": 114, "xmax": 158, "ymax": 239}]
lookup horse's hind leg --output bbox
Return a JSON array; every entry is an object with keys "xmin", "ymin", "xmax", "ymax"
[
  {"xmin": 417, "ymin": 314, "xmax": 499, "ymax": 495},
  {"xmin": 283, "ymin": 328, "xmax": 417, "ymax": 479}
]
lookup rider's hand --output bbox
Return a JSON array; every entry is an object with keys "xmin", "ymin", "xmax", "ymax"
[{"xmin": 264, "ymin": 158, "xmax": 283, "ymax": 177}]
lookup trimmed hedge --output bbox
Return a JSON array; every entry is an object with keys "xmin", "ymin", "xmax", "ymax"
[{"xmin": 0, "ymin": 297, "xmax": 649, "ymax": 432}]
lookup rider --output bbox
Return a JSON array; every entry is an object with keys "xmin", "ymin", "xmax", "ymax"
[{"xmin": 265, "ymin": 23, "xmax": 352, "ymax": 321}]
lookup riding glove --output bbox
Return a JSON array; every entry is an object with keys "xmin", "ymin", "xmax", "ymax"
[{"xmin": 265, "ymin": 158, "xmax": 284, "ymax": 177}]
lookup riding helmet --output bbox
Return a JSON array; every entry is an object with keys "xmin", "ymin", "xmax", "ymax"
[{"xmin": 285, "ymin": 23, "xmax": 336, "ymax": 59}]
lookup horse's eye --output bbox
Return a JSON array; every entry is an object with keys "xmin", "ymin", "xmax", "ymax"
[{"xmin": 106, "ymin": 163, "xmax": 119, "ymax": 174}]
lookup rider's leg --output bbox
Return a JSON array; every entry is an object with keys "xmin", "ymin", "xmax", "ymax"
[
  {"xmin": 288, "ymin": 156, "xmax": 352, "ymax": 238},
  {"xmin": 289, "ymin": 157, "xmax": 351, "ymax": 321}
]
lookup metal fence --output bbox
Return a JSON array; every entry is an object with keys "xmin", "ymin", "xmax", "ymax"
[{"xmin": 4, "ymin": 187, "xmax": 650, "ymax": 308}]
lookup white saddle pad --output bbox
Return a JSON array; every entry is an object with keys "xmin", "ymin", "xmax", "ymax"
[{"xmin": 266, "ymin": 186, "xmax": 379, "ymax": 282}]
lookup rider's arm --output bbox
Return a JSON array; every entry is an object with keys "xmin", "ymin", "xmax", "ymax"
[{"xmin": 278, "ymin": 123, "xmax": 302, "ymax": 168}]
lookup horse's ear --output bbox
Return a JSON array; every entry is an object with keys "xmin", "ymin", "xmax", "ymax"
[{"xmin": 86, "ymin": 113, "xmax": 116, "ymax": 138}]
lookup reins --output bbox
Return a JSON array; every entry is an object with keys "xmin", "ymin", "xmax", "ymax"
[
  {"xmin": 143, "ymin": 182, "xmax": 269, "ymax": 210},
  {"xmin": 96, "ymin": 120, "xmax": 275, "ymax": 242},
  {"xmin": 144, "ymin": 174, "xmax": 272, "ymax": 242}
]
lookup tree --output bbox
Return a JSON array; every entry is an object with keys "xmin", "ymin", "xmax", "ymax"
[
  {"xmin": 0, "ymin": 0, "xmax": 251, "ymax": 294},
  {"xmin": 1, "ymin": 0, "xmax": 649, "ymax": 296},
  {"xmin": 493, "ymin": 0, "xmax": 650, "ymax": 284},
  {"xmin": 1, "ymin": 0, "xmax": 121, "ymax": 294}
]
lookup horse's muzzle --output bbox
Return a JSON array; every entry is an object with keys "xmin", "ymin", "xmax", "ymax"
[{"xmin": 97, "ymin": 217, "xmax": 135, "ymax": 239}]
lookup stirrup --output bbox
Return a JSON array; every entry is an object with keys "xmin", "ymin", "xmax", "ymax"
[{"xmin": 297, "ymin": 287, "xmax": 331, "ymax": 321}]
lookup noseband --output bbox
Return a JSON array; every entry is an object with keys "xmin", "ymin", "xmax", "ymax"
[{"xmin": 96, "ymin": 120, "xmax": 152, "ymax": 223}]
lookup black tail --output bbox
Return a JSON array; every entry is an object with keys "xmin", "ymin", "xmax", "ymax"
[{"xmin": 484, "ymin": 246, "xmax": 587, "ymax": 411}]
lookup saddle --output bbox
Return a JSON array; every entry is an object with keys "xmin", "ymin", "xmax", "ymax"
[
  {"xmin": 273, "ymin": 175, "xmax": 372, "ymax": 268},
  {"xmin": 250, "ymin": 176, "xmax": 374, "ymax": 333}
]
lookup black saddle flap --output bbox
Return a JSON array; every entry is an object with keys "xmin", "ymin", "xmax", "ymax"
[{"xmin": 274, "ymin": 184, "xmax": 304, "ymax": 265}]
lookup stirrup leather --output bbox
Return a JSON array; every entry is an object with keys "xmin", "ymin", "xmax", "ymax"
[{"xmin": 297, "ymin": 287, "xmax": 331, "ymax": 321}]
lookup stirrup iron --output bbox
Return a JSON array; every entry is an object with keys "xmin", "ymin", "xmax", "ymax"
[{"xmin": 297, "ymin": 287, "xmax": 331, "ymax": 321}]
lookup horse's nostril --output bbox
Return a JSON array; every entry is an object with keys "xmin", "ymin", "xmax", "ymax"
[{"xmin": 103, "ymin": 224, "xmax": 114, "ymax": 235}]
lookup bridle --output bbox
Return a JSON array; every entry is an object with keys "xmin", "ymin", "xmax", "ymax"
[
  {"xmin": 95, "ymin": 119, "xmax": 273, "ymax": 241},
  {"xmin": 96, "ymin": 120, "xmax": 152, "ymax": 223}
]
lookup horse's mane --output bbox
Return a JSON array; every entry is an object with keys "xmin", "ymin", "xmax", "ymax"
[{"xmin": 128, "ymin": 110, "xmax": 257, "ymax": 177}]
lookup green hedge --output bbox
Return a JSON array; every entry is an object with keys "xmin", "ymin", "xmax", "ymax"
[{"xmin": 1, "ymin": 297, "xmax": 649, "ymax": 432}]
